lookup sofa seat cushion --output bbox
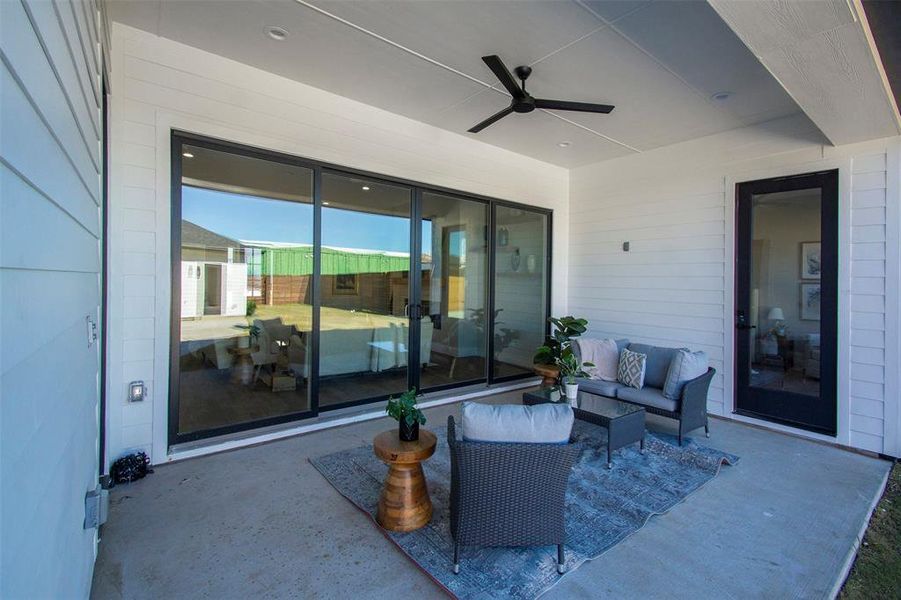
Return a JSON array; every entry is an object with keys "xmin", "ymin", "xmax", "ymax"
[
  {"xmin": 616, "ymin": 386, "xmax": 679, "ymax": 413},
  {"xmin": 576, "ymin": 378, "xmax": 625, "ymax": 398},
  {"xmin": 628, "ymin": 343, "xmax": 681, "ymax": 388},
  {"xmin": 461, "ymin": 402, "xmax": 574, "ymax": 444}
]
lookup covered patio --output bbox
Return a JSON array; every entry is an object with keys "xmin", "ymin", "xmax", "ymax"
[{"xmin": 90, "ymin": 389, "xmax": 889, "ymax": 599}]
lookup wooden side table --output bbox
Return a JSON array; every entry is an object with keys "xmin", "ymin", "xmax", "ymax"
[
  {"xmin": 227, "ymin": 346, "xmax": 257, "ymax": 385},
  {"xmin": 373, "ymin": 429, "xmax": 437, "ymax": 532}
]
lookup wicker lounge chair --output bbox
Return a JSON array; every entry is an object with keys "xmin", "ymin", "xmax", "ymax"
[{"xmin": 446, "ymin": 415, "xmax": 581, "ymax": 574}]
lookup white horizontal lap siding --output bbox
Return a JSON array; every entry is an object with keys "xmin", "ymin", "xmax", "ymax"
[
  {"xmin": 568, "ymin": 174, "xmax": 727, "ymax": 416},
  {"xmin": 0, "ymin": 0, "xmax": 103, "ymax": 597},
  {"xmin": 849, "ymin": 153, "xmax": 889, "ymax": 453},
  {"xmin": 570, "ymin": 113, "xmax": 900, "ymax": 455},
  {"xmin": 106, "ymin": 24, "xmax": 568, "ymax": 464}
]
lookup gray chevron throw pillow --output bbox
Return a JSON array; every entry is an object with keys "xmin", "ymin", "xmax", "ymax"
[{"xmin": 617, "ymin": 348, "xmax": 647, "ymax": 389}]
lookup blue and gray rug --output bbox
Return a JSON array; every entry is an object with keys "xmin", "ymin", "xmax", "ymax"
[{"xmin": 311, "ymin": 420, "xmax": 739, "ymax": 599}]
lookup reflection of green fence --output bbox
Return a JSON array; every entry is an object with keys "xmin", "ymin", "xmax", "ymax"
[{"xmin": 259, "ymin": 246, "xmax": 410, "ymax": 276}]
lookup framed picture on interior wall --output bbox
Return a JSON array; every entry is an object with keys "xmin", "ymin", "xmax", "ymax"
[
  {"xmin": 333, "ymin": 274, "xmax": 359, "ymax": 295},
  {"xmin": 800, "ymin": 283, "xmax": 821, "ymax": 321},
  {"xmin": 800, "ymin": 242, "xmax": 821, "ymax": 279}
]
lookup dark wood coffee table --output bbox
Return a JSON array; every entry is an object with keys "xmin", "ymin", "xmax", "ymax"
[{"xmin": 523, "ymin": 388, "xmax": 646, "ymax": 468}]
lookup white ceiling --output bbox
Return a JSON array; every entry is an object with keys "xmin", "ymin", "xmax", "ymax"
[{"xmin": 108, "ymin": 0, "xmax": 805, "ymax": 168}]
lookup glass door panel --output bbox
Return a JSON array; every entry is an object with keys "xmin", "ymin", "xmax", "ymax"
[
  {"xmin": 175, "ymin": 143, "xmax": 313, "ymax": 440},
  {"xmin": 318, "ymin": 172, "xmax": 412, "ymax": 408},
  {"xmin": 418, "ymin": 192, "xmax": 489, "ymax": 389},
  {"xmin": 492, "ymin": 206, "xmax": 549, "ymax": 379},
  {"xmin": 735, "ymin": 171, "xmax": 838, "ymax": 434}
]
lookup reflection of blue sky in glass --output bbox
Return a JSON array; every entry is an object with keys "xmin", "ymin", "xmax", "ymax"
[{"xmin": 182, "ymin": 186, "xmax": 431, "ymax": 253}]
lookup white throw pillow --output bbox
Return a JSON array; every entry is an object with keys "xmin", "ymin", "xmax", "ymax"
[
  {"xmin": 662, "ymin": 350, "xmax": 709, "ymax": 400},
  {"xmin": 617, "ymin": 348, "xmax": 647, "ymax": 389},
  {"xmin": 460, "ymin": 402, "xmax": 573, "ymax": 444},
  {"xmin": 580, "ymin": 338, "xmax": 620, "ymax": 381}
]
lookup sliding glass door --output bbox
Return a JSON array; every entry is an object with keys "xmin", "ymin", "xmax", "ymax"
[
  {"xmin": 171, "ymin": 142, "xmax": 314, "ymax": 441},
  {"xmin": 318, "ymin": 172, "xmax": 413, "ymax": 408},
  {"xmin": 418, "ymin": 192, "xmax": 489, "ymax": 390},
  {"xmin": 491, "ymin": 205, "xmax": 550, "ymax": 380},
  {"xmin": 170, "ymin": 133, "xmax": 551, "ymax": 445}
]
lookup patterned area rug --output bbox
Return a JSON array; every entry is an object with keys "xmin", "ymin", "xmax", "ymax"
[{"xmin": 311, "ymin": 420, "xmax": 739, "ymax": 599}]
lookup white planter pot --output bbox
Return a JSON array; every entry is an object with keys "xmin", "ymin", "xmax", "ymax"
[{"xmin": 564, "ymin": 383, "xmax": 579, "ymax": 399}]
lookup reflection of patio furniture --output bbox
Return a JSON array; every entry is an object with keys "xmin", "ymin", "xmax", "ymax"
[
  {"xmin": 251, "ymin": 319, "xmax": 283, "ymax": 381},
  {"xmin": 446, "ymin": 318, "xmax": 482, "ymax": 379},
  {"xmin": 227, "ymin": 346, "xmax": 257, "ymax": 385},
  {"xmin": 803, "ymin": 334, "xmax": 820, "ymax": 380}
]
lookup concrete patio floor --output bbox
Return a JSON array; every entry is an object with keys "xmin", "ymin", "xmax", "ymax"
[{"xmin": 91, "ymin": 388, "xmax": 891, "ymax": 599}]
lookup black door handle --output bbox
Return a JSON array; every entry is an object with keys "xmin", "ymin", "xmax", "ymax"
[{"xmin": 736, "ymin": 324, "xmax": 757, "ymax": 330}]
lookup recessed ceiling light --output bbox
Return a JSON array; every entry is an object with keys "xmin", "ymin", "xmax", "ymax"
[
  {"xmin": 711, "ymin": 91, "xmax": 732, "ymax": 101},
  {"xmin": 557, "ymin": 141, "xmax": 571, "ymax": 148},
  {"xmin": 182, "ymin": 152, "xmax": 194, "ymax": 158},
  {"xmin": 362, "ymin": 186, "xmax": 370, "ymax": 191},
  {"xmin": 266, "ymin": 26, "xmax": 289, "ymax": 41},
  {"xmin": 323, "ymin": 202, "xmax": 330, "ymax": 206}
]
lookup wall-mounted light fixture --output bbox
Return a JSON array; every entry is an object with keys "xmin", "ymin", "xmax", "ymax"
[
  {"xmin": 128, "ymin": 381, "xmax": 146, "ymax": 403},
  {"xmin": 622, "ymin": 241, "xmax": 630, "ymax": 252}
]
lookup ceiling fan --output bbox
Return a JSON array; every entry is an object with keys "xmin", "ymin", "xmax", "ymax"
[{"xmin": 468, "ymin": 55, "xmax": 615, "ymax": 133}]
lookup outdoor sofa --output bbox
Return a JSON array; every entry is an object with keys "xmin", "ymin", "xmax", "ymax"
[{"xmin": 574, "ymin": 339, "xmax": 715, "ymax": 445}]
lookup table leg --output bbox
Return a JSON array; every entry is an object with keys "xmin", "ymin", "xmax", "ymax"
[
  {"xmin": 376, "ymin": 462, "xmax": 433, "ymax": 532},
  {"xmin": 640, "ymin": 435, "xmax": 646, "ymax": 455},
  {"xmin": 607, "ymin": 437, "xmax": 613, "ymax": 469}
]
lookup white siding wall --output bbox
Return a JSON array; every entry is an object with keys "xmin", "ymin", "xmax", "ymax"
[
  {"xmin": 0, "ymin": 0, "xmax": 104, "ymax": 596},
  {"xmin": 570, "ymin": 115, "xmax": 901, "ymax": 456},
  {"xmin": 107, "ymin": 24, "xmax": 568, "ymax": 465}
]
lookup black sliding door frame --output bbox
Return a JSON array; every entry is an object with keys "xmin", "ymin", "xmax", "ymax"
[
  {"xmin": 734, "ymin": 169, "xmax": 839, "ymax": 436},
  {"xmin": 168, "ymin": 131, "xmax": 551, "ymax": 446}
]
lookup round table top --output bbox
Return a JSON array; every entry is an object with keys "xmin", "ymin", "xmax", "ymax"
[
  {"xmin": 373, "ymin": 429, "xmax": 437, "ymax": 464},
  {"xmin": 227, "ymin": 345, "xmax": 258, "ymax": 356}
]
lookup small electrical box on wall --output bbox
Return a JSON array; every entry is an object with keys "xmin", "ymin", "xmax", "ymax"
[
  {"xmin": 128, "ymin": 381, "xmax": 146, "ymax": 402},
  {"xmin": 622, "ymin": 241, "xmax": 630, "ymax": 252}
]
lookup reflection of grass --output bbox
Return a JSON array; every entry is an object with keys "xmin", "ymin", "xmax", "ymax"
[
  {"xmin": 840, "ymin": 463, "xmax": 900, "ymax": 599},
  {"xmin": 254, "ymin": 303, "xmax": 405, "ymax": 332}
]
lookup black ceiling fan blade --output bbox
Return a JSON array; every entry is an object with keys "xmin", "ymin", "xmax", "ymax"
[
  {"xmin": 534, "ymin": 99, "xmax": 615, "ymax": 114},
  {"xmin": 482, "ymin": 55, "xmax": 524, "ymax": 98},
  {"xmin": 467, "ymin": 106, "xmax": 514, "ymax": 133}
]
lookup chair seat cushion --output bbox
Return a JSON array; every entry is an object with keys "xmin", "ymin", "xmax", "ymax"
[
  {"xmin": 576, "ymin": 378, "xmax": 625, "ymax": 398},
  {"xmin": 461, "ymin": 402, "xmax": 574, "ymax": 444},
  {"xmin": 616, "ymin": 386, "xmax": 679, "ymax": 413}
]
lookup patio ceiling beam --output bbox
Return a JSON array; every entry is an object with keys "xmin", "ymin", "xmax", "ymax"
[{"xmin": 707, "ymin": 0, "xmax": 901, "ymax": 146}]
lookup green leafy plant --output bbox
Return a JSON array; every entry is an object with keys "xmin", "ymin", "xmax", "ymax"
[
  {"xmin": 385, "ymin": 388, "xmax": 427, "ymax": 427},
  {"xmin": 534, "ymin": 316, "xmax": 589, "ymax": 366},
  {"xmin": 246, "ymin": 299, "xmax": 258, "ymax": 317},
  {"xmin": 556, "ymin": 349, "xmax": 594, "ymax": 384}
]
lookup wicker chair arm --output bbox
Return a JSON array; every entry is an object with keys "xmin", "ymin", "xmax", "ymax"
[{"xmin": 679, "ymin": 367, "xmax": 715, "ymax": 430}]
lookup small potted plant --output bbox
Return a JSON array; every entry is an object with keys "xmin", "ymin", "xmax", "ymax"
[
  {"xmin": 556, "ymin": 349, "xmax": 594, "ymax": 400},
  {"xmin": 386, "ymin": 388, "xmax": 427, "ymax": 441}
]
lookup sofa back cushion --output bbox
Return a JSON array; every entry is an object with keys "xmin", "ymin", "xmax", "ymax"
[
  {"xmin": 662, "ymin": 350, "xmax": 709, "ymax": 400},
  {"xmin": 628, "ymin": 343, "xmax": 680, "ymax": 388},
  {"xmin": 461, "ymin": 402, "xmax": 573, "ymax": 444}
]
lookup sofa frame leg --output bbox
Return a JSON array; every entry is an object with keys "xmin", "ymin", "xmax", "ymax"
[
  {"xmin": 453, "ymin": 542, "xmax": 460, "ymax": 574},
  {"xmin": 705, "ymin": 421, "xmax": 710, "ymax": 438}
]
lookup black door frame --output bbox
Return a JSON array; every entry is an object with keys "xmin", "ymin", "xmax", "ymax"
[
  {"xmin": 734, "ymin": 169, "xmax": 839, "ymax": 435},
  {"xmin": 168, "ymin": 131, "xmax": 551, "ymax": 446}
]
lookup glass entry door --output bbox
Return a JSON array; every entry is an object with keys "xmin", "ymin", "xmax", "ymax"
[{"xmin": 735, "ymin": 170, "xmax": 838, "ymax": 435}]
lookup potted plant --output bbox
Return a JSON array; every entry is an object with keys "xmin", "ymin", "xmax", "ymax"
[
  {"xmin": 556, "ymin": 349, "xmax": 594, "ymax": 399},
  {"xmin": 386, "ymin": 388, "xmax": 427, "ymax": 441},
  {"xmin": 534, "ymin": 316, "xmax": 589, "ymax": 384}
]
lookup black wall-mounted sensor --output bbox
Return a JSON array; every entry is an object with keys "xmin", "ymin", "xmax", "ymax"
[{"xmin": 623, "ymin": 241, "xmax": 630, "ymax": 252}]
